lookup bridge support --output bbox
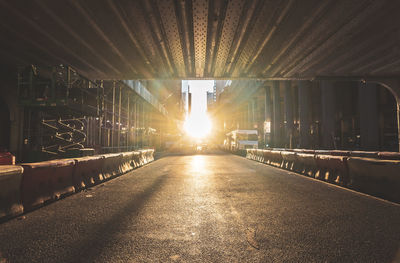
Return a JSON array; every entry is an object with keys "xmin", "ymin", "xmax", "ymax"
[
  {"xmin": 320, "ymin": 81, "xmax": 336, "ymax": 149},
  {"xmin": 264, "ymin": 85, "xmax": 272, "ymax": 147},
  {"xmin": 272, "ymin": 81, "xmax": 282, "ymax": 147},
  {"xmin": 298, "ymin": 81, "xmax": 312, "ymax": 149},
  {"xmin": 358, "ymin": 83, "xmax": 379, "ymax": 150},
  {"xmin": 284, "ymin": 81, "xmax": 294, "ymax": 148}
]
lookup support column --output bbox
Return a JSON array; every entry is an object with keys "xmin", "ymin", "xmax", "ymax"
[
  {"xmin": 244, "ymin": 105, "xmax": 247, "ymax": 129},
  {"xmin": 141, "ymin": 102, "xmax": 144, "ymax": 148},
  {"xmin": 247, "ymin": 102, "xmax": 252, "ymax": 129},
  {"xmin": 320, "ymin": 81, "xmax": 336, "ymax": 149},
  {"xmin": 86, "ymin": 117, "xmax": 90, "ymax": 147},
  {"xmin": 98, "ymin": 81, "xmax": 103, "ymax": 148},
  {"xmin": 264, "ymin": 85, "xmax": 272, "ymax": 148},
  {"xmin": 397, "ymin": 102, "xmax": 400, "ymax": 152},
  {"xmin": 117, "ymin": 85, "xmax": 122, "ymax": 150},
  {"xmin": 126, "ymin": 95, "xmax": 130, "ymax": 149},
  {"xmin": 272, "ymin": 81, "xmax": 281, "ymax": 147},
  {"xmin": 298, "ymin": 81, "xmax": 312, "ymax": 149},
  {"xmin": 136, "ymin": 98, "xmax": 139, "ymax": 149},
  {"xmin": 284, "ymin": 81, "xmax": 293, "ymax": 148},
  {"xmin": 359, "ymin": 82, "xmax": 379, "ymax": 150},
  {"xmin": 111, "ymin": 81, "xmax": 116, "ymax": 150},
  {"xmin": 138, "ymin": 101, "xmax": 141, "ymax": 148},
  {"xmin": 251, "ymin": 99, "xmax": 255, "ymax": 128}
]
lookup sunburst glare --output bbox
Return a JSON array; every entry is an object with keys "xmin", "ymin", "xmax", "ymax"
[{"xmin": 183, "ymin": 113, "xmax": 212, "ymax": 139}]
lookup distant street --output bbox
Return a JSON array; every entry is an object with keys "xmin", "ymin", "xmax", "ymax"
[{"xmin": 1, "ymin": 152, "xmax": 399, "ymax": 262}]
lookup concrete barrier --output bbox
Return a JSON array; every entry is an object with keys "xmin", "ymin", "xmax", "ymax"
[
  {"xmin": 347, "ymin": 157, "xmax": 400, "ymax": 202},
  {"xmin": 262, "ymin": 150, "xmax": 271, "ymax": 164},
  {"xmin": 120, "ymin": 152, "xmax": 135, "ymax": 173},
  {"xmin": 264, "ymin": 150, "xmax": 282, "ymax": 167},
  {"xmin": 247, "ymin": 149, "xmax": 255, "ymax": 161},
  {"xmin": 0, "ymin": 165, "xmax": 24, "ymax": 220},
  {"xmin": 47, "ymin": 159, "xmax": 76, "ymax": 199},
  {"xmin": 246, "ymin": 149, "xmax": 251, "ymax": 159},
  {"xmin": 328, "ymin": 150, "xmax": 350, "ymax": 156},
  {"xmin": 149, "ymin": 149, "xmax": 155, "ymax": 162},
  {"xmin": 246, "ymin": 148, "xmax": 400, "ymax": 202},
  {"xmin": 314, "ymin": 150, "xmax": 350, "ymax": 156},
  {"xmin": 2, "ymin": 149, "xmax": 157, "ymax": 219},
  {"xmin": 350, "ymin": 151, "xmax": 379, "ymax": 158},
  {"xmin": 255, "ymin": 149, "xmax": 264, "ymax": 162},
  {"xmin": 73, "ymin": 155, "xmax": 105, "ymax": 190},
  {"xmin": 101, "ymin": 153, "xmax": 123, "ymax": 180},
  {"xmin": 293, "ymin": 149, "xmax": 315, "ymax": 154},
  {"xmin": 132, "ymin": 151, "xmax": 141, "ymax": 168},
  {"xmin": 377, "ymin": 152, "xmax": 400, "ymax": 160},
  {"xmin": 139, "ymin": 149, "xmax": 155, "ymax": 165},
  {"xmin": 280, "ymin": 151, "xmax": 297, "ymax": 170},
  {"xmin": 255, "ymin": 149, "xmax": 260, "ymax": 161},
  {"xmin": 272, "ymin": 148, "xmax": 287, "ymax": 152},
  {"xmin": 146, "ymin": 149, "xmax": 155, "ymax": 162},
  {"xmin": 21, "ymin": 159, "xmax": 75, "ymax": 211},
  {"xmin": 248, "ymin": 149, "xmax": 257, "ymax": 161},
  {"xmin": 315, "ymin": 155, "xmax": 348, "ymax": 185},
  {"xmin": 150, "ymin": 150, "xmax": 155, "ymax": 162},
  {"xmin": 138, "ymin": 151, "xmax": 146, "ymax": 166},
  {"xmin": 314, "ymin": 150, "xmax": 333, "ymax": 155},
  {"xmin": 295, "ymin": 153, "xmax": 317, "ymax": 177}
]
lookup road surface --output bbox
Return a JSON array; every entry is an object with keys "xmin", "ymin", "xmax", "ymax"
[{"xmin": 0, "ymin": 152, "xmax": 399, "ymax": 262}]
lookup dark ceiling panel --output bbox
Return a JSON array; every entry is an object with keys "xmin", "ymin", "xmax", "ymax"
[{"xmin": 0, "ymin": 0, "xmax": 398, "ymax": 80}]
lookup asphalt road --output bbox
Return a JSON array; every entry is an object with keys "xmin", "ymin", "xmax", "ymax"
[{"xmin": 1, "ymin": 152, "xmax": 400, "ymax": 263}]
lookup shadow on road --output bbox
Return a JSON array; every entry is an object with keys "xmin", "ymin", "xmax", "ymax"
[{"xmin": 62, "ymin": 174, "xmax": 168, "ymax": 263}]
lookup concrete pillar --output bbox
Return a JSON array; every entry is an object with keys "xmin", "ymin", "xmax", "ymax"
[
  {"xmin": 264, "ymin": 86, "xmax": 272, "ymax": 147},
  {"xmin": 111, "ymin": 81, "xmax": 116, "ymax": 149},
  {"xmin": 320, "ymin": 81, "xmax": 336, "ymax": 149},
  {"xmin": 247, "ymin": 102, "xmax": 251, "ymax": 129},
  {"xmin": 141, "ymin": 102, "xmax": 144, "ymax": 148},
  {"xmin": 284, "ymin": 81, "xmax": 293, "ymax": 148},
  {"xmin": 117, "ymin": 85, "xmax": 122, "ymax": 150},
  {"xmin": 298, "ymin": 81, "xmax": 312, "ymax": 148},
  {"xmin": 244, "ymin": 104, "xmax": 247, "ymax": 129},
  {"xmin": 127, "ymin": 95, "xmax": 130, "ymax": 149},
  {"xmin": 396, "ymin": 102, "xmax": 400, "ymax": 152},
  {"xmin": 272, "ymin": 81, "xmax": 281, "ymax": 147},
  {"xmin": 252, "ymin": 99, "xmax": 256, "ymax": 127},
  {"xmin": 397, "ymin": 102, "xmax": 400, "ymax": 152},
  {"xmin": 0, "ymin": 97, "xmax": 10, "ymax": 150},
  {"xmin": 99, "ymin": 81, "xmax": 104, "ymax": 147},
  {"xmin": 359, "ymin": 82, "xmax": 379, "ymax": 150},
  {"xmin": 134, "ymin": 98, "xmax": 138, "ymax": 149}
]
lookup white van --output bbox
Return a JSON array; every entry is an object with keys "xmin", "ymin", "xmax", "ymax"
[{"xmin": 227, "ymin": 130, "xmax": 258, "ymax": 151}]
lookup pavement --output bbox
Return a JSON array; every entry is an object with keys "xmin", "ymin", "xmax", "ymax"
[{"xmin": 0, "ymin": 152, "xmax": 399, "ymax": 262}]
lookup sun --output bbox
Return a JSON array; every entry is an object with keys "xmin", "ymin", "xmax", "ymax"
[{"xmin": 183, "ymin": 113, "xmax": 212, "ymax": 139}]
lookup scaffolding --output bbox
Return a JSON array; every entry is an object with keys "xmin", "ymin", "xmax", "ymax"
[{"xmin": 18, "ymin": 65, "xmax": 168, "ymax": 162}]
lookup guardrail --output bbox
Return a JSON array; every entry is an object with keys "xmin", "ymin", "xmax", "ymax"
[
  {"xmin": 0, "ymin": 149, "xmax": 155, "ymax": 221},
  {"xmin": 246, "ymin": 148, "xmax": 400, "ymax": 203}
]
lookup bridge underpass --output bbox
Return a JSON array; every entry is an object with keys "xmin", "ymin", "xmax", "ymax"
[{"xmin": 0, "ymin": 1, "xmax": 400, "ymax": 262}]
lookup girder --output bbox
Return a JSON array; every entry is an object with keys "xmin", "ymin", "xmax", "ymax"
[{"xmin": 0, "ymin": 0, "xmax": 399, "ymax": 80}]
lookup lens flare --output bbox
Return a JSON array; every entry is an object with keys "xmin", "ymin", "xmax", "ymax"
[{"xmin": 183, "ymin": 113, "xmax": 212, "ymax": 138}]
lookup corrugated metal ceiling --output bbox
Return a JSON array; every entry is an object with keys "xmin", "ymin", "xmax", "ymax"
[{"xmin": 0, "ymin": 0, "xmax": 399, "ymax": 80}]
